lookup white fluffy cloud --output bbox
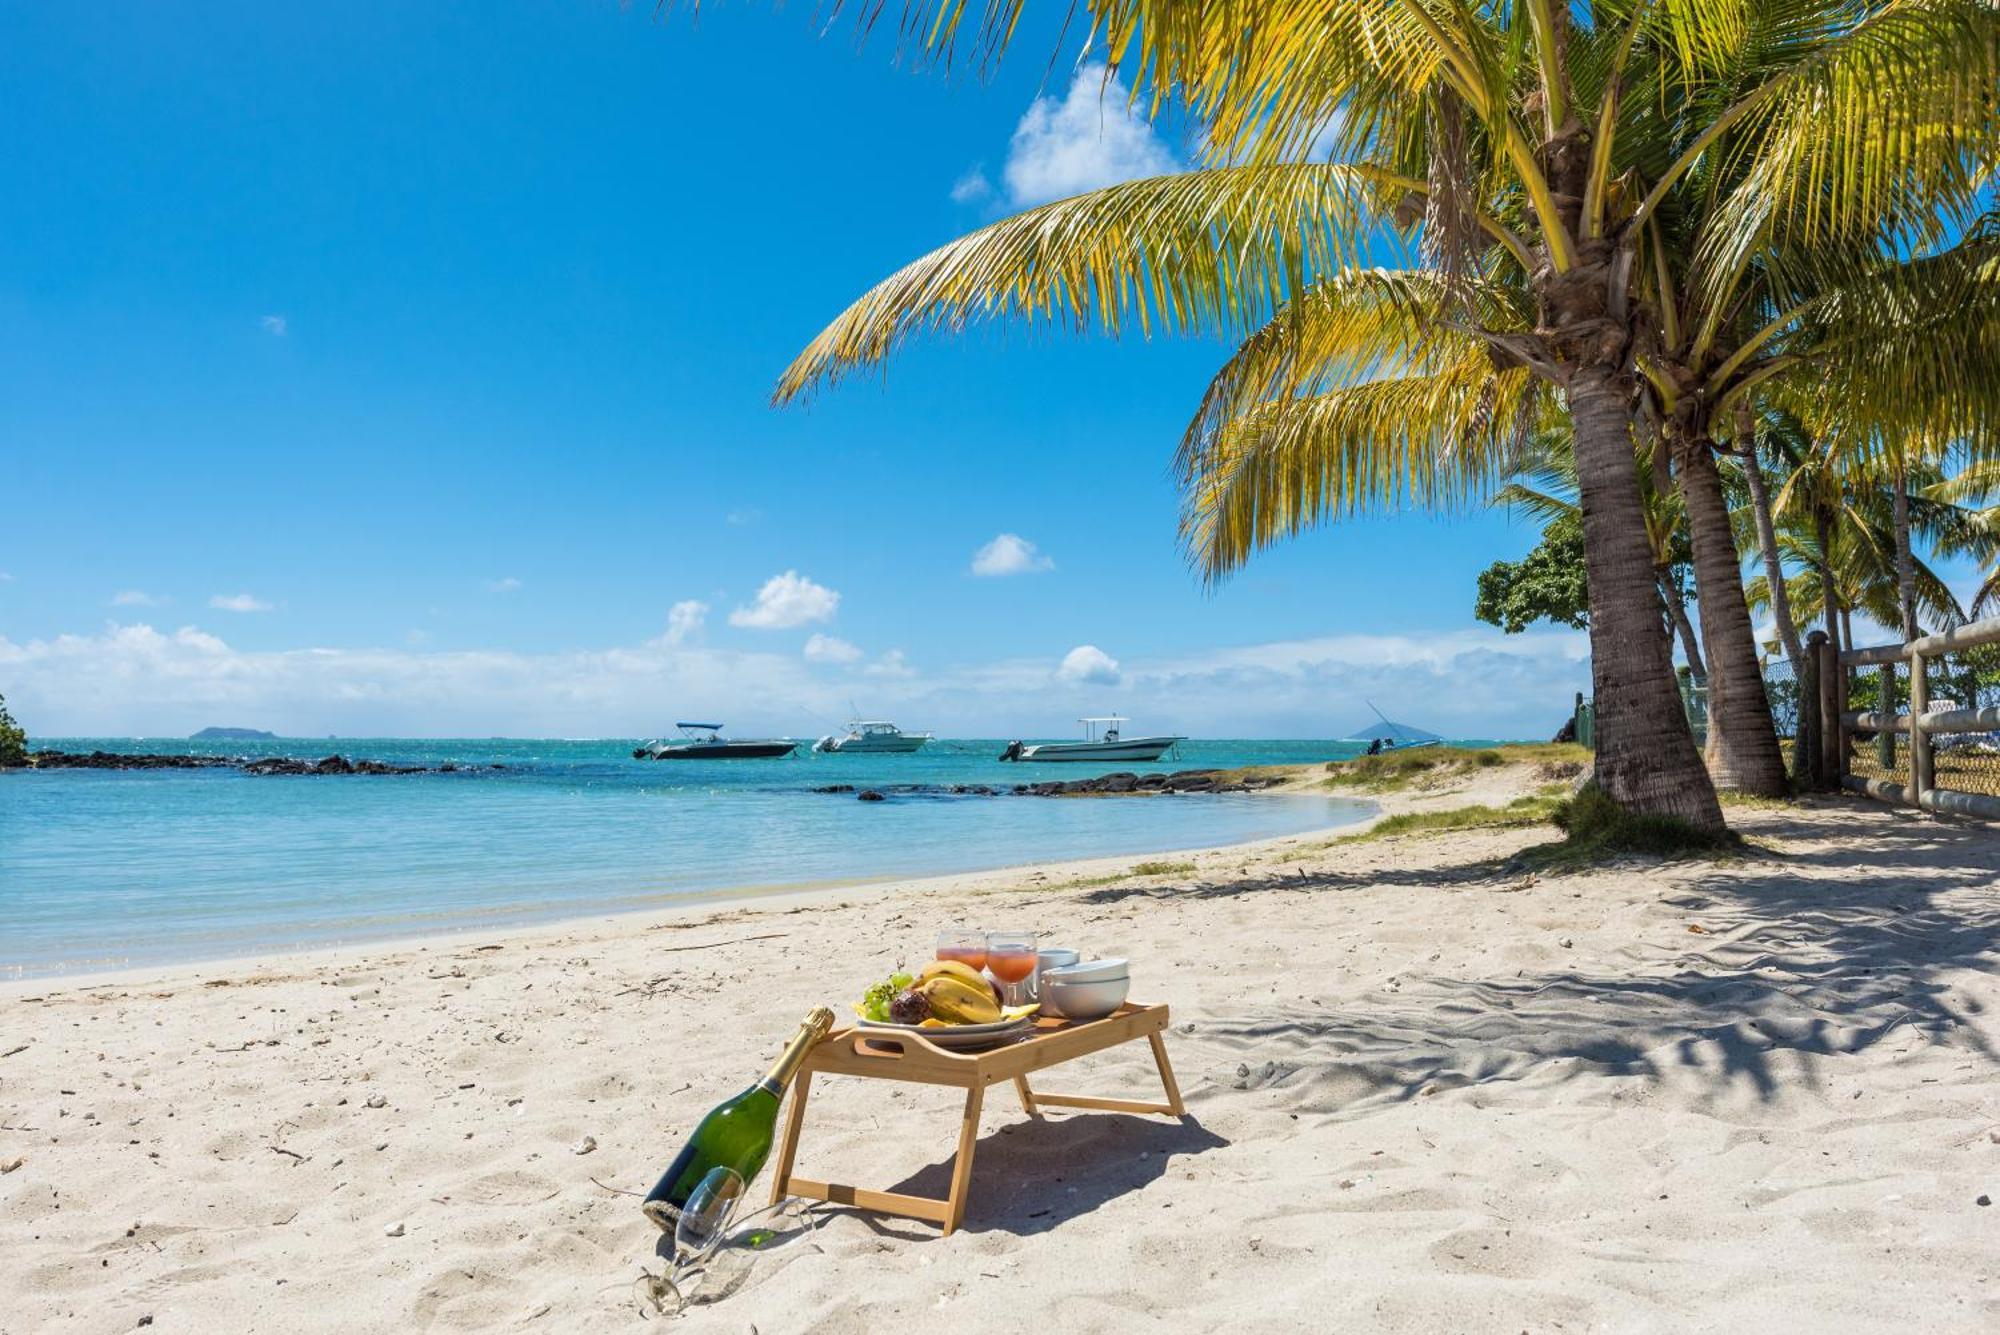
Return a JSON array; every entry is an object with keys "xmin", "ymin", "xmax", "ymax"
[
  {"xmin": 970, "ymin": 533, "xmax": 1055, "ymax": 577},
  {"xmin": 209, "ymin": 593, "xmax": 274, "ymax": 613},
  {"xmin": 111, "ymin": 591, "xmax": 164, "ymax": 607},
  {"xmin": 1001, "ymin": 63, "xmax": 1179, "ymax": 207},
  {"xmin": 729, "ymin": 571, "xmax": 840, "ymax": 630},
  {"xmin": 949, "ymin": 166, "xmax": 994, "ymax": 204},
  {"xmin": 0, "ymin": 622, "xmax": 1590, "ymax": 742},
  {"xmin": 866, "ymin": 649, "xmax": 916, "ymax": 679},
  {"xmin": 803, "ymin": 633, "xmax": 863, "ymax": 665},
  {"xmin": 260, "ymin": 314, "xmax": 288, "ymax": 336},
  {"xmin": 486, "ymin": 577, "xmax": 523, "ymax": 593},
  {"xmin": 1057, "ymin": 644, "xmax": 1122, "ymax": 686},
  {"xmin": 662, "ymin": 600, "xmax": 709, "ymax": 646}
]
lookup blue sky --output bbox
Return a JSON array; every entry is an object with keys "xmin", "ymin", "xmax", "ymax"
[{"xmin": 0, "ymin": 1, "xmax": 1585, "ymax": 739}]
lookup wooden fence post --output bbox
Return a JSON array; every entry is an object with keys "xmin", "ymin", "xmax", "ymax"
[
  {"xmin": 1822, "ymin": 635, "xmax": 1845, "ymax": 785},
  {"xmin": 1910, "ymin": 651, "xmax": 1932, "ymax": 806},
  {"xmin": 1877, "ymin": 663, "xmax": 1897, "ymax": 772},
  {"xmin": 1798, "ymin": 632, "xmax": 1823, "ymax": 788}
]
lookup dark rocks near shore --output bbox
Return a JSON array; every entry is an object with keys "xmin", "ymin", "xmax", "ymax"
[
  {"xmin": 15, "ymin": 750, "xmax": 497, "ymax": 776},
  {"xmin": 21, "ymin": 750, "xmax": 237, "ymax": 771},
  {"xmin": 1013, "ymin": 769, "xmax": 1280, "ymax": 796},
  {"xmin": 825, "ymin": 769, "xmax": 1286, "ymax": 802}
]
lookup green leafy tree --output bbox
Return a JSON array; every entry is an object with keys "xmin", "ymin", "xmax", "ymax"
[
  {"xmin": 0, "ymin": 693, "xmax": 27, "ymax": 767},
  {"xmin": 1476, "ymin": 513, "xmax": 1590, "ymax": 634}
]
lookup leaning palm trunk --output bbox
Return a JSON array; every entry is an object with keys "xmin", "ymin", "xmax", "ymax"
[
  {"xmin": 1658, "ymin": 567, "xmax": 1705, "ymax": 679},
  {"xmin": 1674, "ymin": 437, "xmax": 1791, "ymax": 795},
  {"xmin": 1893, "ymin": 468, "xmax": 1920, "ymax": 640},
  {"xmin": 1740, "ymin": 445, "xmax": 1804, "ymax": 678},
  {"xmin": 1568, "ymin": 370, "xmax": 1725, "ymax": 826}
]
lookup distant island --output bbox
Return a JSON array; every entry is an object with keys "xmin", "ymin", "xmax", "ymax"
[{"xmin": 191, "ymin": 727, "xmax": 278, "ymax": 740}]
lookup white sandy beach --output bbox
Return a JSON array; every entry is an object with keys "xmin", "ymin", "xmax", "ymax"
[{"xmin": 3, "ymin": 760, "xmax": 1996, "ymax": 1333}]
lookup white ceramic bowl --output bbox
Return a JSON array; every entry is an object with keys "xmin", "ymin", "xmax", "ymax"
[
  {"xmin": 1035, "ymin": 948, "xmax": 1083, "ymax": 1017},
  {"xmin": 1043, "ymin": 957, "xmax": 1128, "ymax": 985},
  {"xmin": 1042, "ymin": 973, "xmax": 1130, "ymax": 1021}
]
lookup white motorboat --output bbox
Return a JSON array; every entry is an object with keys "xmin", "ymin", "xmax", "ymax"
[
  {"xmin": 998, "ymin": 717, "xmax": 1186, "ymax": 763},
  {"xmin": 812, "ymin": 720, "xmax": 933, "ymax": 754}
]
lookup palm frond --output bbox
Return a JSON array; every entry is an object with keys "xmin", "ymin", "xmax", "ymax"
[
  {"xmin": 774, "ymin": 164, "xmax": 1383, "ymax": 402},
  {"xmin": 1181, "ymin": 356, "xmax": 1538, "ymax": 581}
]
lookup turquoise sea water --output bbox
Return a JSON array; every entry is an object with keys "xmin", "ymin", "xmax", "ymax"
[{"xmin": 0, "ymin": 737, "xmax": 1478, "ymax": 980}]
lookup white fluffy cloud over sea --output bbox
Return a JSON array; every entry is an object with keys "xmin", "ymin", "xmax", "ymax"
[{"xmin": 0, "ymin": 622, "xmax": 1590, "ymax": 742}]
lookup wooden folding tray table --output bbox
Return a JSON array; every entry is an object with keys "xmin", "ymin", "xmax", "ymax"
[{"xmin": 768, "ymin": 1002, "xmax": 1184, "ymax": 1236}]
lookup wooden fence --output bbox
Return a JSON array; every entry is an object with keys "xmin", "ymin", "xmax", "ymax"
[{"xmin": 1814, "ymin": 616, "xmax": 2000, "ymax": 819}]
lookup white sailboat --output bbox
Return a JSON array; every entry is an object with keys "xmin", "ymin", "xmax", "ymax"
[{"xmin": 999, "ymin": 717, "xmax": 1186, "ymax": 763}]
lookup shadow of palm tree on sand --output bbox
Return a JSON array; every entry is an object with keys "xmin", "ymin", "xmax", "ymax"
[{"xmin": 1080, "ymin": 797, "xmax": 1996, "ymax": 1110}]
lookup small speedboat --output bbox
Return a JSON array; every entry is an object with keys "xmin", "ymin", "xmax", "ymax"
[
  {"xmin": 999, "ymin": 717, "xmax": 1185, "ymax": 763},
  {"xmin": 633, "ymin": 723, "xmax": 797, "ymax": 760},
  {"xmin": 813, "ymin": 720, "xmax": 933, "ymax": 754}
]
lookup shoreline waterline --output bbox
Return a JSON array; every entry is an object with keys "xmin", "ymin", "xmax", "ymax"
[
  {"xmin": 0, "ymin": 792, "xmax": 1375, "ymax": 994},
  {"xmin": 3, "ymin": 738, "xmax": 1428, "ymax": 980}
]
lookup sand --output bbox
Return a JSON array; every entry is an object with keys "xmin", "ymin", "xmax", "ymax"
[{"xmin": 3, "ymin": 761, "xmax": 1996, "ymax": 1333}]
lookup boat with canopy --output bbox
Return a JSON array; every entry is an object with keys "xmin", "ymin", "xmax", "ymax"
[
  {"xmin": 633, "ymin": 723, "xmax": 798, "ymax": 760},
  {"xmin": 1344, "ymin": 702, "xmax": 1445, "ymax": 753},
  {"xmin": 998, "ymin": 717, "xmax": 1186, "ymax": 763}
]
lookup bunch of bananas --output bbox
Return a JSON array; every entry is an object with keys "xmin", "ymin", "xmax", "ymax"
[{"xmin": 913, "ymin": 959, "xmax": 1002, "ymax": 1024}]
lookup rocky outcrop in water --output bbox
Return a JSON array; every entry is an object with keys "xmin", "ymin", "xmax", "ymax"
[
  {"xmin": 830, "ymin": 769, "xmax": 1287, "ymax": 801},
  {"xmin": 15, "ymin": 751, "xmax": 495, "ymax": 776},
  {"xmin": 21, "ymin": 751, "xmax": 237, "ymax": 770}
]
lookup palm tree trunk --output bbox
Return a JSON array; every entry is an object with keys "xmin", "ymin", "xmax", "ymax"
[
  {"xmin": 1810, "ymin": 499, "xmax": 1840, "ymax": 647},
  {"xmin": 1658, "ymin": 566, "xmax": 1706, "ymax": 678},
  {"xmin": 1674, "ymin": 434, "xmax": 1790, "ymax": 796},
  {"xmin": 1893, "ymin": 465, "xmax": 1919, "ymax": 641},
  {"xmin": 1567, "ymin": 367, "xmax": 1725, "ymax": 830},
  {"xmin": 1740, "ymin": 444, "xmax": 1804, "ymax": 677}
]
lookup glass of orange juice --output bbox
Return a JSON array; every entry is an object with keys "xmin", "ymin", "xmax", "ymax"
[
  {"xmin": 985, "ymin": 931, "xmax": 1039, "ymax": 1007},
  {"xmin": 935, "ymin": 930, "xmax": 988, "ymax": 973}
]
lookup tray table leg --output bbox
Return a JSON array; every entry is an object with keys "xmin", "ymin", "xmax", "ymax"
[
  {"xmin": 769, "ymin": 1070, "xmax": 813, "ymax": 1207},
  {"xmin": 1012, "ymin": 1075, "xmax": 1040, "ymax": 1117},
  {"xmin": 1148, "ymin": 1031, "xmax": 1186, "ymax": 1117},
  {"xmin": 943, "ymin": 1083, "xmax": 985, "ymax": 1236}
]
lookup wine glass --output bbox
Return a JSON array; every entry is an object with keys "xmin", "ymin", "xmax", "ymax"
[
  {"xmin": 936, "ymin": 928, "xmax": 988, "ymax": 972},
  {"xmin": 985, "ymin": 930, "xmax": 1039, "ymax": 1007},
  {"xmin": 668, "ymin": 1166, "xmax": 745, "ymax": 1300}
]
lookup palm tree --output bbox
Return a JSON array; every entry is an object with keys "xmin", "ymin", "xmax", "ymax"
[
  {"xmin": 1752, "ymin": 450, "xmax": 1999, "ymax": 651},
  {"xmin": 777, "ymin": 0, "xmax": 2000, "ymax": 831},
  {"xmin": 1491, "ymin": 437, "xmax": 1704, "ymax": 679}
]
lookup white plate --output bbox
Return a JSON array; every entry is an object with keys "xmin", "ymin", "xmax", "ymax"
[{"xmin": 856, "ymin": 1015, "xmax": 1032, "ymax": 1049}]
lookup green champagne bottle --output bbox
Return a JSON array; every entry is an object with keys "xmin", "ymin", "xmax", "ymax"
[{"xmin": 642, "ymin": 1006, "xmax": 834, "ymax": 1230}]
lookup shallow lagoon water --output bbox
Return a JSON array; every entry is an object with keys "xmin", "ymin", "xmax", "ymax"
[{"xmin": 0, "ymin": 737, "xmax": 1416, "ymax": 978}]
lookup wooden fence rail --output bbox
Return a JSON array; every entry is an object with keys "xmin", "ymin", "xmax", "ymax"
[{"xmin": 1826, "ymin": 613, "xmax": 2000, "ymax": 820}]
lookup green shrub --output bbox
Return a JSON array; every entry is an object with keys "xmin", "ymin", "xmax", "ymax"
[
  {"xmin": 0, "ymin": 693, "xmax": 26, "ymax": 766},
  {"xmin": 1333, "ymin": 795, "xmax": 1565, "ymax": 842},
  {"xmin": 1542, "ymin": 784, "xmax": 1739, "ymax": 861}
]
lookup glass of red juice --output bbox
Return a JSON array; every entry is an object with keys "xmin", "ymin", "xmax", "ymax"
[
  {"xmin": 935, "ymin": 930, "xmax": 988, "ymax": 973},
  {"xmin": 985, "ymin": 931, "xmax": 1039, "ymax": 1007}
]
